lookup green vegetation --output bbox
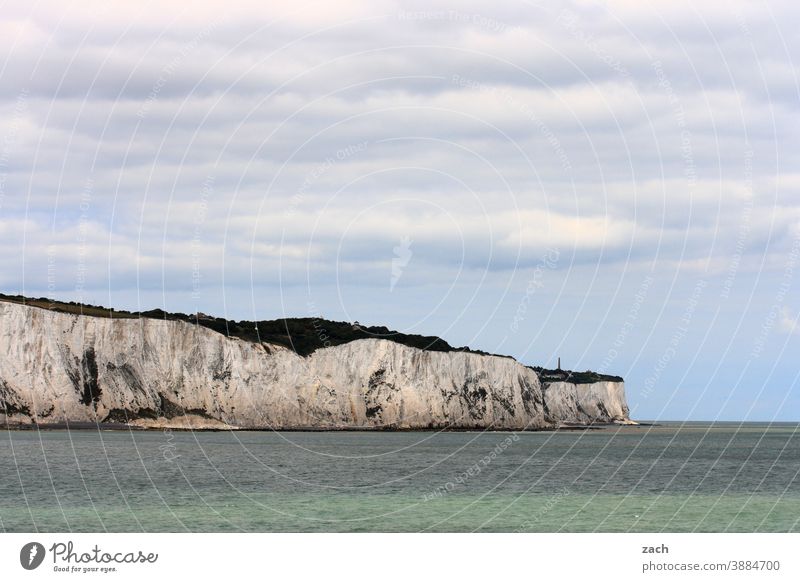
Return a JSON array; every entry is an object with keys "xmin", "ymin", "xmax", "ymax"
[
  {"xmin": 0, "ymin": 294, "xmax": 140, "ymax": 319},
  {"xmin": 0, "ymin": 293, "xmax": 494, "ymax": 357},
  {"xmin": 0, "ymin": 293, "xmax": 622, "ymax": 383},
  {"xmin": 530, "ymin": 366, "xmax": 624, "ymax": 384}
]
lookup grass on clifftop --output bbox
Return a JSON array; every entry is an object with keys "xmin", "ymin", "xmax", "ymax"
[
  {"xmin": 530, "ymin": 367, "xmax": 624, "ymax": 384},
  {"xmin": 0, "ymin": 293, "xmax": 623, "ymax": 382},
  {"xmin": 0, "ymin": 293, "xmax": 489, "ymax": 357}
]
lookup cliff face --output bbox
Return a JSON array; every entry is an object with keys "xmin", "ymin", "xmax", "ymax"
[
  {"xmin": 0, "ymin": 301, "xmax": 631, "ymax": 429},
  {"xmin": 542, "ymin": 381, "xmax": 630, "ymax": 425}
]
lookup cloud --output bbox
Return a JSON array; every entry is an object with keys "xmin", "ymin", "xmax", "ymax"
[
  {"xmin": 779, "ymin": 306, "xmax": 799, "ymax": 335},
  {"xmin": 1, "ymin": 0, "xmax": 798, "ymax": 339}
]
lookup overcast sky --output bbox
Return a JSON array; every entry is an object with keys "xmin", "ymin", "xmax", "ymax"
[{"xmin": 1, "ymin": 0, "xmax": 798, "ymax": 420}]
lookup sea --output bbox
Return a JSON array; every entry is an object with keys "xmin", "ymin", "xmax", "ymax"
[{"xmin": 1, "ymin": 422, "xmax": 798, "ymax": 532}]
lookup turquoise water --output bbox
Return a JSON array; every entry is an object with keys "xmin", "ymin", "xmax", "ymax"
[{"xmin": 1, "ymin": 423, "xmax": 798, "ymax": 532}]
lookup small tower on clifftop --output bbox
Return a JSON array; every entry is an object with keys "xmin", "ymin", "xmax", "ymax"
[{"xmin": 557, "ymin": 357, "xmax": 561, "ymax": 370}]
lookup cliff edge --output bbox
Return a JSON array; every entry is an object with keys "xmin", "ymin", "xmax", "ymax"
[{"xmin": 0, "ymin": 299, "xmax": 632, "ymax": 430}]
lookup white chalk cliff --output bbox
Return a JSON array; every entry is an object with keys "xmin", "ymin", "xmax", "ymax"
[{"xmin": 0, "ymin": 301, "xmax": 631, "ymax": 429}]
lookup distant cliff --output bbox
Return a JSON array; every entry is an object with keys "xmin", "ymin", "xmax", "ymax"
[{"xmin": 0, "ymin": 298, "xmax": 632, "ymax": 430}]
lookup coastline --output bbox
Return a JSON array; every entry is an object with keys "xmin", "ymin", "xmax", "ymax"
[
  {"xmin": 1, "ymin": 420, "xmax": 645, "ymax": 432},
  {"xmin": 0, "ymin": 297, "xmax": 632, "ymax": 431}
]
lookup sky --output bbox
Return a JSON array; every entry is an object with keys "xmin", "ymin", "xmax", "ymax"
[{"xmin": 0, "ymin": 0, "xmax": 798, "ymax": 421}]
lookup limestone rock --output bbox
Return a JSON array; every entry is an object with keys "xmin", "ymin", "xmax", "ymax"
[{"xmin": 0, "ymin": 302, "xmax": 632, "ymax": 430}]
